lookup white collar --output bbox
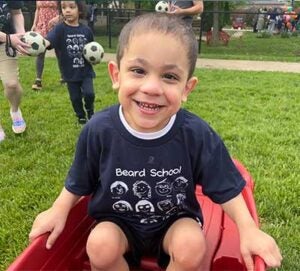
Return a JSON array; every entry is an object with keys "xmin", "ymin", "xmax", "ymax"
[{"xmin": 119, "ymin": 105, "xmax": 176, "ymax": 140}]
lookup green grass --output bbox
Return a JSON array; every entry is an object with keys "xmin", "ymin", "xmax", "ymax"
[
  {"xmin": 200, "ymin": 31, "xmax": 300, "ymax": 62},
  {"xmin": 0, "ymin": 57, "xmax": 299, "ymax": 270},
  {"xmin": 95, "ymin": 30, "xmax": 300, "ymax": 62}
]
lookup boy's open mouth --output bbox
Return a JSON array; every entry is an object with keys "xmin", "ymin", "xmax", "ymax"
[{"xmin": 136, "ymin": 101, "xmax": 162, "ymax": 111}]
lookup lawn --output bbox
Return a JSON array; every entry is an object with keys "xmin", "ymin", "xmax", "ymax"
[
  {"xmin": 95, "ymin": 30, "xmax": 300, "ymax": 62},
  {"xmin": 0, "ymin": 57, "xmax": 299, "ymax": 270}
]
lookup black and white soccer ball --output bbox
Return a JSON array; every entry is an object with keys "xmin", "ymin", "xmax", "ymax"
[
  {"xmin": 83, "ymin": 41, "xmax": 104, "ymax": 65},
  {"xmin": 155, "ymin": 1, "xmax": 169, "ymax": 13},
  {"xmin": 21, "ymin": 31, "xmax": 46, "ymax": 56}
]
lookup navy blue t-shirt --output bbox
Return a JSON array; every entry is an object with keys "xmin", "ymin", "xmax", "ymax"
[
  {"xmin": 65, "ymin": 105, "xmax": 246, "ymax": 233},
  {"xmin": 46, "ymin": 22, "xmax": 95, "ymax": 82},
  {"xmin": 0, "ymin": 1, "xmax": 23, "ymax": 34}
]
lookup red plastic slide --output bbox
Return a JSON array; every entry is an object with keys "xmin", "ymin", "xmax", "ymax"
[{"xmin": 7, "ymin": 159, "xmax": 265, "ymax": 271}]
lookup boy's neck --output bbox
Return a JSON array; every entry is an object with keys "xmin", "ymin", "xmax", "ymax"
[
  {"xmin": 64, "ymin": 21, "xmax": 79, "ymax": 27},
  {"xmin": 119, "ymin": 105, "xmax": 176, "ymax": 140}
]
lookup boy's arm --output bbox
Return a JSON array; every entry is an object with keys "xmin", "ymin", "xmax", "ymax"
[
  {"xmin": 221, "ymin": 194, "xmax": 282, "ymax": 271},
  {"xmin": 29, "ymin": 187, "xmax": 81, "ymax": 249}
]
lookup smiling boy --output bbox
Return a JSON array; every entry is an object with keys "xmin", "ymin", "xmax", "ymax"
[{"xmin": 30, "ymin": 13, "xmax": 282, "ymax": 271}]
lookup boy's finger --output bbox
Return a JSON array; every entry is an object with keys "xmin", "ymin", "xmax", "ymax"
[
  {"xmin": 28, "ymin": 227, "xmax": 45, "ymax": 243},
  {"xmin": 243, "ymin": 253, "xmax": 254, "ymax": 271},
  {"xmin": 264, "ymin": 251, "xmax": 283, "ymax": 268},
  {"xmin": 46, "ymin": 227, "xmax": 62, "ymax": 250}
]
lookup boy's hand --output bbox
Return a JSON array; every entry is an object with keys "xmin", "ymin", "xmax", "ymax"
[
  {"xmin": 29, "ymin": 208, "xmax": 68, "ymax": 249},
  {"xmin": 240, "ymin": 226, "xmax": 282, "ymax": 271}
]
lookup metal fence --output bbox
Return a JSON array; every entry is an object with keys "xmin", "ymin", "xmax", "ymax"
[{"xmin": 92, "ymin": 7, "xmax": 300, "ymax": 60}]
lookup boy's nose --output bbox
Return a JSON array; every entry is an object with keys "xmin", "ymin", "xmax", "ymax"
[{"xmin": 140, "ymin": 76, "xmax": 163, "ymax": 96}]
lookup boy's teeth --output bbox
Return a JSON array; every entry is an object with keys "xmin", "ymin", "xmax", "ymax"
[{"xmin": 139, "ymin": 102, "xmax": 159, "ymax": 111}]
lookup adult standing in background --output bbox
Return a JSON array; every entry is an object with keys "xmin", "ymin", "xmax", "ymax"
[
  {"xmin": 168, "ymin": 0, "xmax": 203, "ymax": 25},
  {"xmin": 0, "ymin": 1, "xmax": 28, "ymax": 142},
  {"xmin": 86, "ymin": 0, "xmax": 98, "ymax": 34},
  {"xmin": 31, "ymin": 1, "xmax": 60, "ymax": 91}
]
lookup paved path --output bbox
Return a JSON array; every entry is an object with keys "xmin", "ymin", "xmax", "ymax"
[{"xmin": 47, "ymin": 50, "xmax": 300, "ymax": 73}]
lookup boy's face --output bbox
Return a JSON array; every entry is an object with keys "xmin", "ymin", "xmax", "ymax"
[
  {"xmin": 61, "ymin": 1, "xmax": 79, "ymax": 25},
  {"xmin": 109, "ymin": 32, "xmax": 198, "ymax": 133}
]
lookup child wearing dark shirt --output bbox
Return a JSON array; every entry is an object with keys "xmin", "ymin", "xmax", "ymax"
[
  {"xmin": 46, "ymin": 0, "xmax": 95, "ymax": 124},
  {"xmin": 30, "ymin": 13, "xmax": 282, "ymax": 271}
]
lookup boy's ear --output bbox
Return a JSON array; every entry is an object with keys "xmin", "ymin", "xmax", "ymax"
[
  {"xmin": 108, "ymin": 61, "xmax": 120, "ymax": 89},
  {"xmin": 182, "ymin": 76, "xmax": 198, "ymax": 102}
]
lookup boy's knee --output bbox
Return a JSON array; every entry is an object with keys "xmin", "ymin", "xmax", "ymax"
[
  {"xmin": 171, "ymin": 235, "xmax": 206, "ymax": 269},
  {"xmin": 166, "ymin": 219, "xmax": 206, "ymax": 270},
  {"xmin": 86, "ymin": 233, "xmax": 116, "ymax": 267},
  {"xmin": 86, "ymin": 222, "xmax": 127, "ymax": 268}
]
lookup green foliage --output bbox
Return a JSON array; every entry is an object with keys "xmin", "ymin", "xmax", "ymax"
[
  {"xmin": 281, "ymin": 31, "xmax": 291, "ymax": 39},
  {"xmin": 291, "ymin": 31, "xmax": 298, "ymax": 37},
  {"xmin": 256, "ymin": 31, "xmax": 272, "ymax": 38},
  {"xmin": 0, "ymin": 57, "xmax": 299, "ymax": 270}
]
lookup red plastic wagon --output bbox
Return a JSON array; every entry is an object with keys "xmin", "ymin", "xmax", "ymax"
[{"xmin": 8, "ymin": 159, "xmax": 265, "ymax": 271}]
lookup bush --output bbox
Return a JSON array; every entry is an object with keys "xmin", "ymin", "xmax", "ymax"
[
  {"xmin": 256, "ymin": 31, "xmax": 271, "ymax": 38},
  {"xmin": 281, "ymin": 31, "xmax": 291, "ymax": 38}
]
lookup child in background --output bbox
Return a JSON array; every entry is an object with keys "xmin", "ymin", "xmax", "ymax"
[
  {"xmin": 31, "ymin": 0, "xmax": 60, "ymax": 91},
  {"xmin": 45, "ymin": 0, "xmax": 95, "ymax": 124},
  {"xmin": 29, "ymin": 13, "xmax": 282, "ymax": 271}
]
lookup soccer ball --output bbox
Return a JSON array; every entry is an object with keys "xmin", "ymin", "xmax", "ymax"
[
  {"xmin": 21, "ymin": 31, "xmax": 46, "ymax": 56},
  {"xmin": 83, "ymin": 41, "xmax": 104, "ymax": 65},
  {"xmin": 155, "ymin": 1, "xmax": 169, "ymax": 13}
]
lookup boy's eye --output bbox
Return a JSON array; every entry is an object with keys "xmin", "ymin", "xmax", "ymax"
[
  {"xmin": 131, "ymin": 68, "xmax": 145, "ymax": 75},
  {"xmin": 163, "ymin": 73, "xmax": 179, "ymax": 81}
]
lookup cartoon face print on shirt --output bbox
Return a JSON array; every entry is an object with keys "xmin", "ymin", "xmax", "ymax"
[
  {"xmin": 155, "ymin": 178, "xmax": 172, "ymax": 196},
  {"xmin": 133, "ymin": 180, "xmax": 151, "ymax": 199},
  {"xmin": 111, "ymin": 181, "xmax": 129, "ymax": 198},
  {"xmin": 112, "ymin": 200, "xmax": 133, "ymax": 213},
  {"xmin": 172, "ymin": 176, "xmax": 188, "ymax": 192},
  {"xmin": 135, "ymin": 200, "xmax": 154, "ymax": 213},
  {"xmin": 65, "ymin": 34, "xmax": 87, "ymax": 67}
]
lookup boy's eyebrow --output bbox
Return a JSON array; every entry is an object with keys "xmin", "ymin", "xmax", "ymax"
[{"xmin": 128, "ymin": 58, "xmax": 184, "ymax": 73}]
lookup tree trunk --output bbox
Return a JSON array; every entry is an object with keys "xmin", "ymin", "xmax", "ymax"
[{"xmin": 212, "ymin": 1, "xmax": 220, "ymax": 45}]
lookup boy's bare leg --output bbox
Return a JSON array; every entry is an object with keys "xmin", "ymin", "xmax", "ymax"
[
  {"xmin": 86, "ymin": 221, "xmax": 130, "ymax": 271},
  {"xmin": 163, "ymin": 217, "xmax": 206, "ymax": 271}
]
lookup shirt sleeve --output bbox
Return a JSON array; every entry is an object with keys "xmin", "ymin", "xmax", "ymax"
[
  {"xmin": 199, "ymin": 139, "xmax": 246, "ymax": 204},
  {"xmin": 65, "ymin": 124, "xmax": 101, "ymax": 196},
  {"xmin": 46, "ymin": 24, "xmax": 61, "ymax": 49}
]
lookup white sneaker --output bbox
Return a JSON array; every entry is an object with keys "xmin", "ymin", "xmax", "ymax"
[
  {"xmin": 0, "ymin": 128, "xmax": 5, "ymax": 142},
  {"xmin": 10, "ymin": 109, "xmax": 26, "ymax": 134}
]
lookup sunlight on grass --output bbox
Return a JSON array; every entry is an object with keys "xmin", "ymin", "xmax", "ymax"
[{"xmin": 0, "ymin": 57, "xmax": 299, "ymax": 270}]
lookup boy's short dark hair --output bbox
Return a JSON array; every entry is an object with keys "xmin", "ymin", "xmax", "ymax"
[
  {"xmin": 59, "ymin": 0, "xmax": 86, "ymax": 20},
  {"xmin": 116, "ymin": 13, "xmax": 198, "ymax": 79}
]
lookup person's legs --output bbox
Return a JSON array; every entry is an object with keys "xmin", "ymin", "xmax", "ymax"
[
  {"xmin": 86, "ymin": 221, "xmax": 130, "ymax": 271},
  {"xmin": 66, "ymin": 81, "xmax": 86, "ymax": 123},
  {"xmin": 32, "ymin": 51, "xmax": 46, "ymax": 90},
  {"xmin": 162, "ymin": 217, "xmax": 206, "ymax": 271},
  {"xmin": 81, "ymin": 77, "xmax": 95, "ymax": 119},
  {"xmin": 0, "ymin": 45, "xmax": 26, "ymax": 134}
]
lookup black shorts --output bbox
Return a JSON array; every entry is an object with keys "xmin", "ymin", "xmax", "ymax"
[{"xmin": 96, "ymin": 214, "xmax": 199, "ymax": 269}]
